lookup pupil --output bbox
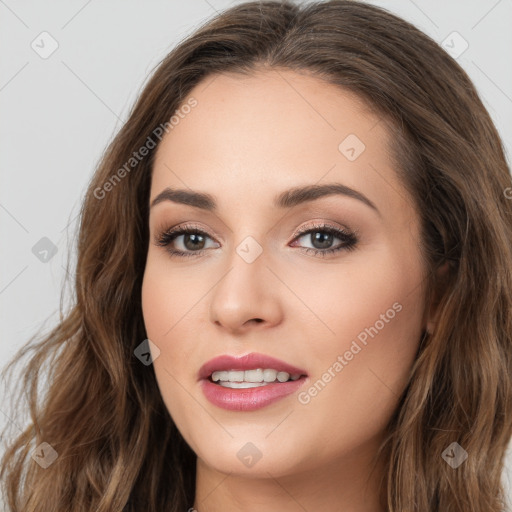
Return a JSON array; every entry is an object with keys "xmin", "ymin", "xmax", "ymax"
[
  {"xmin": 312, "ymin": 231, "xmax": 333, "ymax": 249},
  {"xmin": 185, "ymin": 233, "xmax": 205, "ymax": 250}
]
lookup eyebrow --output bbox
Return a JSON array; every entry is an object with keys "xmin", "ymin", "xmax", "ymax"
[{"xmin": 150, "ymin": 183, "xmax": 380, "ymax": 216}]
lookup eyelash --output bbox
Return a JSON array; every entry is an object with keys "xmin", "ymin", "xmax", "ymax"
[{"xmin": 154, "ymin": 222, "xmax": 358, "ymax": 259}]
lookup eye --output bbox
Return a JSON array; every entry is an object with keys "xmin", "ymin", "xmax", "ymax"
[
  {"xmin": 154, "ymin": 222, "xmax": 358, "ymax": 258},
  {"xmin": 290, "ymin": 222, "xmax": 358, "ymax": 257},
  {"xmin": 154, "ymin": 223, "xmax": 219, "ymax": 258}
]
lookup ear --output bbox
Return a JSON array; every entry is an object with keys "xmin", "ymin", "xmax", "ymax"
[{"xmin": 424, "ymin": 260, "xmax": 451, "ymax": 334}]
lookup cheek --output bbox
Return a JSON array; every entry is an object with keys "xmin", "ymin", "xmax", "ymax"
[
  {"xmin": 141, "ymin": 260, "xmax": 192, "ymax": 439},
  {"xmin": 141, "ymin": 253, "xmax": 207, "ymax": 418},
  {"xmin": 141, "ymin": 253, "xmax": 199, "ymax": 344},
  {"xmin": 141, "ymin": 271, "xmax": 165, "ymax": 343},
  {"xmin": 292, "ymin": 246, "xmax": 426, "ymax": 449},
  {"xmin": 286, "ymin": 239, "xmax": 426, "ymax": 351},
  {"xmin": 141, "ymin": 257, "xmax": 187, "ymax": 383}
]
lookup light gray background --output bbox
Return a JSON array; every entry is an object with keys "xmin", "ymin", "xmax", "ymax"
[{"xmin": 1, "ymin": 0, "xmax": 511, "ymax": 506}]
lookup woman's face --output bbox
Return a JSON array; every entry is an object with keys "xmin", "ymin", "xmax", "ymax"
[{"xmin": 141, "ymin": 68, "xmax": 430, "ymax": 478}]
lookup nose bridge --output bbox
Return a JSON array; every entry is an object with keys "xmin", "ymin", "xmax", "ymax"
[
  {"xmin": 215, "ymin": 233, "xmax": 268, "ymax": 301},
  {"xmin": 208, "ymin": 232, "xmax": 282, "ymax": 330},
  {"xmin": 234, "ymin": 232, "xmax": 266, "ymax": 265}
]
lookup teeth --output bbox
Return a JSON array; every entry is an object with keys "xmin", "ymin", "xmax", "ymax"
[
  {"xmin": 211, "ymin": 368, "xmax": 302, "ymax": 385},
  {"xmin": 218, "ymin": 381, "xmax": 270, "ymax": 389},
  {"xmin": 262, "ymin": 369, "xmax": 277, "ymax": 382},
  {"xmin": 228, "ymin": 371, "xmax": 244, "ymax": 382},
  {"xmin": 245, "ymin": 369, "xmax": 264, "ymax": 382},
  {"xmin": 277, "ymin": 371, "xmax": 290, "ymax": 382}
]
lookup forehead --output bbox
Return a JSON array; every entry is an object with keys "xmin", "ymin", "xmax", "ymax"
[
  {"xmin": 150, "ymin": 68, "xmax": 411, "ymax": 221},
  {"xmin": 154, "ymin": 68, "xmax": 382, "ymax": 167}
]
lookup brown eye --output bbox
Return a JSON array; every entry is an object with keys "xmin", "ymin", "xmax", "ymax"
[{"xmin": 155, "ymin": 225, "xmax": 219, "ymax": 258}]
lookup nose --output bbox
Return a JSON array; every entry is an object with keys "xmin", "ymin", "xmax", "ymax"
[{"xmin": 209, "ymin": 249, "xmax": 283, "ymax": 335}]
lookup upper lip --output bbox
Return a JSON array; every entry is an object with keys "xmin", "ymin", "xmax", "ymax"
[{"xmin": 198, "ymin": 352, "xmax": 308, "ymax": 381}]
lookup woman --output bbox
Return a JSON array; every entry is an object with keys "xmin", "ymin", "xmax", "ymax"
[{"xmin": 1, "ymin": 1, "xmax": 511, "ymax": 511}]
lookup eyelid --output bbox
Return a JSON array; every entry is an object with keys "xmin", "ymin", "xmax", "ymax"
[
  {"xmin": 153, "ymin": 221, "xmax": 216, "ymax": 240},
  {"xmin": 154, "ymin": 219, "xmax": 353, "ymax": 243},
  {"xmin": 291, "ymin": 220, "xmax": 353, "ymax": 239}
]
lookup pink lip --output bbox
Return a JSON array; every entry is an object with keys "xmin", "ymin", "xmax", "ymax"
[{"xmin": 198, "ymin": 352, "xmax": 309, "ymax": 412}]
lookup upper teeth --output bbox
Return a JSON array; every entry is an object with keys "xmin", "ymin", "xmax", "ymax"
[{"xmin": 211, "ymin": 368, "xmax": 301, "ymax": 383}]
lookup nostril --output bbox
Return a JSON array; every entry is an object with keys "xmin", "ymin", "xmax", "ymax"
[{"xmin": 245, "ymin": 318, "xmax": 263, "ymax": 325}]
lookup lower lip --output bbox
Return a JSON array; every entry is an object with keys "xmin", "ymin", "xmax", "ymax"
[{"xmin": 201, "ymin": 377, "xmax": 308, "ymax": 411}]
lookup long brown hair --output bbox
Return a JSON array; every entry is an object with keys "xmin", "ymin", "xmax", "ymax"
[{"xmin": 2, "ymin": 1, "xmax": 511, "ymax": 510}]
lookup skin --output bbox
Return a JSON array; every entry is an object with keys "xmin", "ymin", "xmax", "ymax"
[{"xmin": 141, "ymin": 68, "xmax": 439, "ymax": 512}]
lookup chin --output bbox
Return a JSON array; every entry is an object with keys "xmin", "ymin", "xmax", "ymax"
[{"xmin": 194, "ymin": 435, "xmax": 310, "ymax": 478}]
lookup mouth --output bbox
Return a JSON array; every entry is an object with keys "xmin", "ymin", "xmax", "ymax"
[
  {"xmin": 198, "ymin": 352, "xmax": 308, "ymax": 382},
  {"xmin": 198, "ymin": 352, "xmax": 309, "ymax": 411}
]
